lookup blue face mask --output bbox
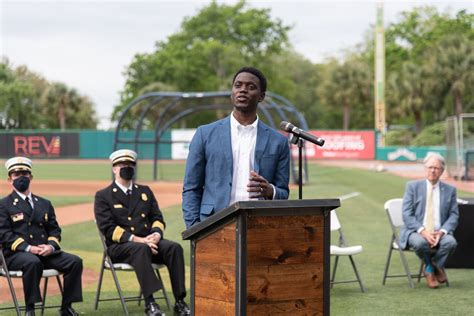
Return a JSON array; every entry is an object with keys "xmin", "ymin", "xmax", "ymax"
[{"xmin": 13, "ymin": 176, "xmax": 30, "ymax": 192}]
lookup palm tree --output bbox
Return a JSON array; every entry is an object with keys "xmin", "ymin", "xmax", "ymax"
[{"xmin": 426, "ymin": 34, "xmax": 474, "ymax": 117}]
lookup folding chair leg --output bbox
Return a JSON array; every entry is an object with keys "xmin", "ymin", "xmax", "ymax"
[
  {"xmin": 94, "ymin": 260, "xmax": 106, "ymax": 310},
  {"xmin": 155, "ymin": 268, "xmax": 171, "ymax": 310},
  {"xmin": 330, "ymin": 255, "xmax": 340, "ymax": 289},
  {"xmin": 382, "ymin": 241, "xmax": 394, "ymax": 285},
  {"xmin": 41, "ymin": 277, "xmax": 49, "ymax": 316},
  {"xmin": 348, "ymin": 255, "xmax": 366, "ymax": 292},
  {"xmin": 109, "ymin": 261, "xmax": 130, "ymax": 316},
  {"xmin": 5, "ymin": 272, "xmax": 21, "ymax": 316},
  {"xmin": 397, "ymin": 248, "xmax": 415, "ymax": 288},
  {"xmin": 417, "ymin": 262, "xmax": 423, "ymax": 283}
]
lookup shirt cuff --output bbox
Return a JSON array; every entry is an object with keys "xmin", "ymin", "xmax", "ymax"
[
  {"xmin": 25, "ymin": 245, "xmax": 31, "ymax": 252},
  {"xmin": 417, "ymin": 226, "xmax": 425, "ymax": 234},
  {"xmin": 270, "ymin": 184, "xmax": 276, "ymax": 200},
  {"xmin": 128, "ymin": 234, "xmax": 135, "ymax": 242},
  {"xmin": 440, "ymin": 229, "xmax": 448, "ymax": 235},
  {"xmin": 49, "ymin": 245, "xmax": 55, "ymax": 252}
]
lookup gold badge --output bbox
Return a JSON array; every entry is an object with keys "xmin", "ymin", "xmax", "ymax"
[
  {"xmin": 114, "ymin": 204, "xmax": 123, "ymax": 208},
  {"xmin": 141, "ymin": 193, "xmax": 148, "ymax": 201},
  {"xmin": 11, "ymin": 213, "xmax": 24, "ymax": 222}
]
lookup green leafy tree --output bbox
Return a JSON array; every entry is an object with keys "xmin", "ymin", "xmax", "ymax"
[
  {"xmin": 318, "ymin": 55, "xmax": 372, "ymax": 130},
  {"xmin": 115, "ymin": 0, "xmax": 291, "ymax": 126},
  {"xmin": 424, "ymin": 34, "xmax": 474, "ymax": 117}
]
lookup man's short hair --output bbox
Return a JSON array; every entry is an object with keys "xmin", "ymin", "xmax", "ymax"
[
  {"xmin": 424, "ymin": 152, "xmax": 446, "ymax": 170},
  {"xmin": 232, "ymin": 67, "xmax": 267, "ymax": 93}
]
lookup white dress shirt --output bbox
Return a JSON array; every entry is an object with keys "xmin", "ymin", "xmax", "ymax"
[
  {"xmin": 421, "ymin": 180, "xmax": 447, "ymax": 234},
  {"xmin": 229, "ymin": 113, "xmax": 258, "ymax": 205}
]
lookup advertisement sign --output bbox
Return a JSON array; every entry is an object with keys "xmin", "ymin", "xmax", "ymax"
[
  {"xmin": 292, "ymin": 130, "xmax": 375, "ymax": 159},
  {"xmin": 0, "ymin": 133, "xmax": 79, "ymax": 158},
  {"xmin": 171, "ymin": 129, "xmax": 196, "ymax": 159}
]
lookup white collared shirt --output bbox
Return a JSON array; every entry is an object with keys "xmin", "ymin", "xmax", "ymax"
[
  {"xmin": 229, "ymin": 113, "xmax": 258, "ymax": 205},
  {"xmin": 422, "ymin": 180, "xmax": 443, "ymax": 232},
  {"xmin": 115, "ymin": 180, "xmax": 133, "ymax": 195},
  {"xmin": 15, "ymin": 190, "xmax": 34, "ymax": 209}
]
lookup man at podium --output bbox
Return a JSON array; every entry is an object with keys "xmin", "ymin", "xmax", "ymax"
[{"xmin": 182, "ymin": 66, "xmax": 290, "ymax": 229}]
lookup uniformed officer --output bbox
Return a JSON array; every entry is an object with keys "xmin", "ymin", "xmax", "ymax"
[
  {"xmin": 0, "ymin": 157, "xmax": 83, "ymax": 316},
  {"xmin": 94, "ymin": 149, "xmax": 190, "ymax": 316}
]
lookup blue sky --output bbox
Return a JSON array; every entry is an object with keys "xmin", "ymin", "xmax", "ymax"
[{"xmin": 1, "ymin": 0, "xmax": 471, "ymax": 128}]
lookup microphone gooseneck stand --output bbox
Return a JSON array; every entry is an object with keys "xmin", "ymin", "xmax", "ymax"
[{"xmin": 289, "ymin": 134, "xmax": 304, "ymax": 200}]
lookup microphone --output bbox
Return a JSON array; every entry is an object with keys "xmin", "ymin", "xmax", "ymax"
[{"xmin": 280, "ymin": 121, "xmax": 325, "ymax": 146}]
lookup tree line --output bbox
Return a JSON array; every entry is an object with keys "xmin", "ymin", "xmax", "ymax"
[
  {"xmin": 1, "ymin": 1, "xmax": 472, "ymax": 146},
  {"xmin": 0, "ymin": 59, "xmax": 97, "ymax": 130}
]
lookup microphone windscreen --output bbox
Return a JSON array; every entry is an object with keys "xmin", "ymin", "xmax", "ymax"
[{"xmin": 279, "ymin": 121, "xmax": 293, "ymax": 132}]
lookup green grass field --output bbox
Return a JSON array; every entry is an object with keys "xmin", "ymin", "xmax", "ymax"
[{"xmin": 0, "ymin": 161, "xmax": 472, "ymax": 315}]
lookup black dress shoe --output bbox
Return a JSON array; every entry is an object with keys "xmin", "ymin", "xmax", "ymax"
[
  {"xmin": 25, "ymin": 311, "xmax": 35, "ymax": 316},
  {"xmin": 59, "ymin": 306, "xmax": 79, "ymax": 316},
  {"xmin": 174, "ymin": 300, "xmax": 190, "ymax": 315},
  {"xmin": 145, "ymin": 302, "xmax": 163, "ymax": 316}
]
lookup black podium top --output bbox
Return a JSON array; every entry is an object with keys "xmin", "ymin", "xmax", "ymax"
[{"xmin": 182, "ymin": 199, "xmax": 340, "ymax": 240}]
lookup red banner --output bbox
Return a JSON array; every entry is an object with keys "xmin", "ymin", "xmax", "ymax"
[{"xmin": 291, "ymin": 130, "xmax": 375, "ymax": 159}]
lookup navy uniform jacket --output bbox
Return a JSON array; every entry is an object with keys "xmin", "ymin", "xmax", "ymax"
[
  {"xmin": 94, "ymin": 182, "xmax": 166, "ymax": 247},
  {"xmin": 0, "ymin": 191, "xmax": 62, "ymax": 256}
]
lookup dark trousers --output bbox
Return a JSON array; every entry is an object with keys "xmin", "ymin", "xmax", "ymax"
[
  {"xmin": 5, "ymin": 251, "xmax": 83, "ymax": 307},
  {"xmin": 108, "ymin": 239, "xmax": 186, "ymax": 300}
]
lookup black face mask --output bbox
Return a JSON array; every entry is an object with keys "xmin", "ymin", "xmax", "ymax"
[
  {"xmin": 13, "ymin": 176, "xmax": 30, "ymax": 192},
  {"xmin": 120, "ymin": 166, "xmax": 135, "ymax": 181}
]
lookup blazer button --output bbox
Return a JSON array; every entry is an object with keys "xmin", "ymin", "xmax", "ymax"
[
  {"xmin": 144, "ymin": 224, "xmax": 148, "ymax": 228},
  {"xmin": 128, "ymin": 217, "xmax": 132, "ymax": 221},
  {"xmin": 131, "ymin": 227, "xmax": 135, "ymax": 232},
  {"xmin": 29, "ymin": 234, "xmax": 33, "ymax": 239},
  {"xmin": 41, "ymin": 234, "xmax": 45, "ymax": 238},
  {"xmin": 28, "ymin": 222, "xmax": 31, "ymax": 226},
  {"xmin": 141, "ymin": 213, "xmax": 146, "ymax": 218},
  {"xmin": 39, "ymin": 223, "xmax": 43, "ymax": 226}
]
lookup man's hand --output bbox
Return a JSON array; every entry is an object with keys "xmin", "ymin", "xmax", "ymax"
[
  {"xmin": 146, "ymin": 233, "xmax": 161, "ymax": 245},
  {"xmin": 247, "ymin": 171, "xmax": 274, "ymax": 199},
  {"xmin": 420, "ymin": 229, "xmax": 437, "ymax": 247},
  {"xmin": 431, "ymin": 231, "xmax": 444, "ymax": 248},
  {"xmin": 37, "ymin": 244, "xmax": 53, "ymax": 256},
  {"xmin": 132, "ymin": 235, "xmax": 159, "ymax": 254},
  {"xmin": 29, "ymin": 245, "xmax": 42, "ymax": 255}
]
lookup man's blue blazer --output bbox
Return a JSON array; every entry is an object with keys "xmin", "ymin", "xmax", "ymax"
[
  {"xmin": 182, "ymin": 116, "xmax": 290, "ymax": 229},
  {"xmin": 399, "ymin": 179, "xmax": 459, "ymax": 249}
]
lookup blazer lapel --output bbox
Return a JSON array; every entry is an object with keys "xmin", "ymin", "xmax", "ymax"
[
  {"xmin": 111, "ymin": 183, "xmax": 129, "ymax": 209},
  {"xmin": 254, "ymin": 121, "xmax": 270, "ymax": 174},
  {"xmin": 219, "ymin": 117, "xmax": 233, "ymax": 172},
  {"xmin": 439, "ymin": 182, "xmax": 446, "ymax": 217},
  {"xmin": 11, "ymin": 191, "xmax": 33, "ymax": 217}
]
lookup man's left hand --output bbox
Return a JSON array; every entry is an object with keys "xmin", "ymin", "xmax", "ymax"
[
  {"xmin": 146, "ymin": 233, "xmax": 161, "ymax": 245},
  {"xmin": 37, "ymin": 244, "xmax": 54, "ymax": 256},
  {"xmin": 247, "ymin": 171, "xmax": 273, "ymax": 199},
  {"xmin": 431, "ymin": 231, "xmax": 445, "ymax": 248}
]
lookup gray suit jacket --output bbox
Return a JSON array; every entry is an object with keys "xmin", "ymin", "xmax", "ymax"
[
  {"xmin": 182, "ymin": 116, "xmax": 290, "ymax": 229},
  {"xmin": 399, "ymin": 179, "xmax": 459, "ymax": 249}
]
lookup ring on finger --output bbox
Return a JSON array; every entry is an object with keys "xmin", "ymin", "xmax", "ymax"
[{"xmin": 260, "ymin": 186, "xmax": 264, "ymax": 193}]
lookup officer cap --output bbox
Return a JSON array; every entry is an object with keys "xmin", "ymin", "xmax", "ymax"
[
  {"xmin": 109, "ymin": 149, "xmax": 137, "ymax": 166},
  {"xmin": 5, "ymin": 157, "xmax": 33, "ymax": 175}
]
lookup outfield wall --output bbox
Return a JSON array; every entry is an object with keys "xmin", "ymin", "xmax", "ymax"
[{"xmin": 0, "ymin": 130, "xmax": 445, "ymax": 161}]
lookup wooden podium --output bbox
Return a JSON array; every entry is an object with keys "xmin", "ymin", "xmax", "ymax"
[{"xmin": 182, "ymin": 199, "xmax": 340, "ymax": 315}]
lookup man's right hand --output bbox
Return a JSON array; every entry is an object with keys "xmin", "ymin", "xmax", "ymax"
[
  {"xmin": 421, "ymin": 229, "xmax": 438, "ymax": 248},
  {"xmin": 29, "ymin": 246, "xmax": 43, "ymax": 255},
  {"xmin": 132, "ymin": 235, "xmax": 159, "ymax": 254}
]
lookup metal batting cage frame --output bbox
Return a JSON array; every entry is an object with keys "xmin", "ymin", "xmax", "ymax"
[
  {"xmin": 113, "ymin": 91, "xmax": 309, "ymax": 182},
  {"xmin": 446, "ymin": 113, "xmax": 474, "ymax": 180}
]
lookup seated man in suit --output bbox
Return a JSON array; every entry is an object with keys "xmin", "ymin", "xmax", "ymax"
[
  {"xmin": 400, "ymin": 152, "xmax": 459, "ymax": 288},
  {"xmin": 94, "ymin": 149, "xmax": 190, "ymax": 316},
  {"xmin": 0, "ymin": 157, "xmax": 83, "ymax": 316},
  {"xmin": 182, "ymin": 66, "xmax": 290, "ymax": 228}
]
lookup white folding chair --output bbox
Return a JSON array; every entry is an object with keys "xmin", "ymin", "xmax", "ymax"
[
  {"xmin": 330, "ymin": 210, "xmax": 366, "ymax": 292},
  {"xmin": 382, "ymin": 198, "xmax": 449, "ymax": 288},
  {"xmin": 0, "ymin": 246, "xmax": 63, "ymax": 316},
  {"xmin": 94, "ymin": 227, "xmax": 171, "ymax": 316}
]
